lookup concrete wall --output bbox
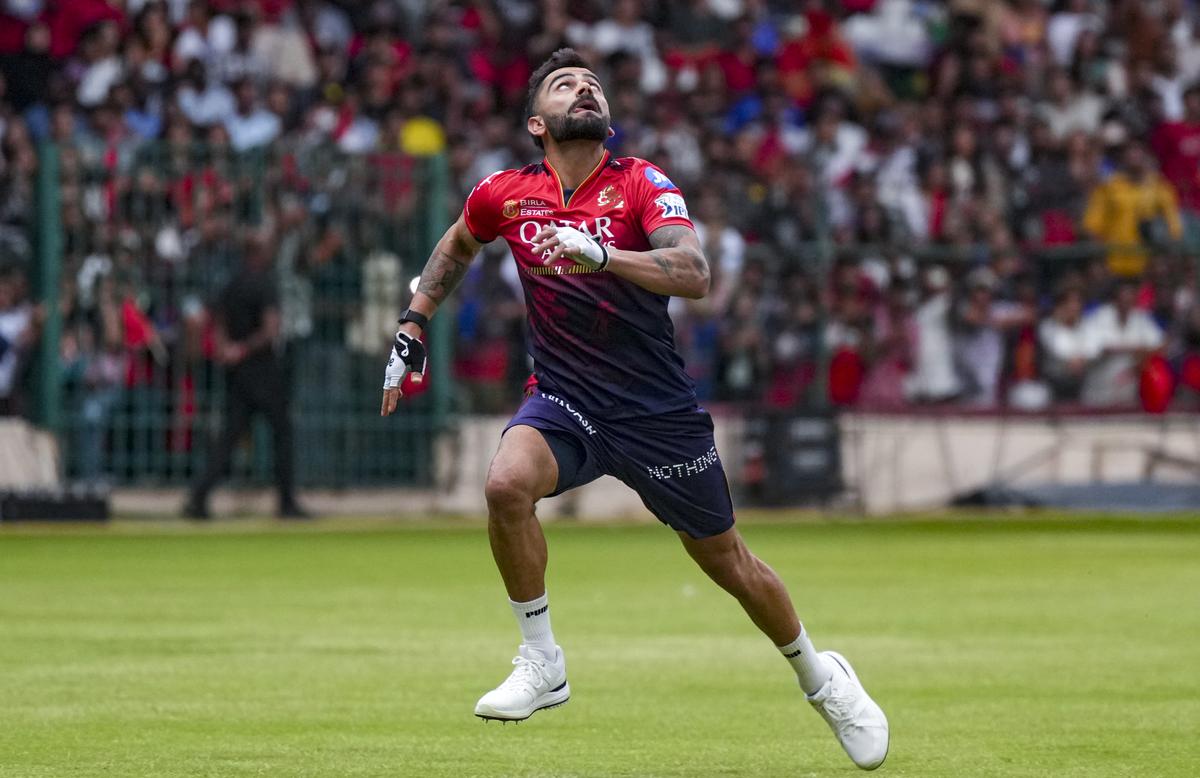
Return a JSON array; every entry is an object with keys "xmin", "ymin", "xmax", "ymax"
[
  {"xmin": 840, "ymin": 413, "xmax": 1200, "ymax": 514},
  {"xmin": 106, "ymin": 413, "xmax": 1200, "ymax": 518},
  {"xmin": 0, "ymin": 419, "xmax": 60, "ymax": 489}
]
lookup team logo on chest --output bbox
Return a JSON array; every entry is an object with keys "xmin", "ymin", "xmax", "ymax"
[
  {"xmin": 517, "ymin": 198, "xmax": 554, "ymax": 217},
  {"xmin": 504, "ymin": 198, "xmax": 556, "ymax": 218},
  {"xmin": 596, "ymin": 184, "xmax": 624, "ymax": 210}
]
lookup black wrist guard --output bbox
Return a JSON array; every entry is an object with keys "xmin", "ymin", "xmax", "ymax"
[{"xmin": 398, "ymin": 308, "xmax": 430, "ymax": 330}]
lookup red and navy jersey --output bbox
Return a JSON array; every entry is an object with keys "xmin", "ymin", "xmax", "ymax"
[{"xmin": 463, "ymin": 152, "xmax": 697, "ymax": 419}]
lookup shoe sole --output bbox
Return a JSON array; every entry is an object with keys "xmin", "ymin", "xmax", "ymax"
[
  {"xmin": 474, "ymin": 682, "xmax": 570, "ymax": 722},
  {"xmin": 824, "ymin": 651, "xmax": 889, "ymax": 771}
]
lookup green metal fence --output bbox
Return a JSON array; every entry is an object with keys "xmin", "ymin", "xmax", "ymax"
[{"xmin": 39, "ymin": 141, "xmax": 452, "ymax": 487}]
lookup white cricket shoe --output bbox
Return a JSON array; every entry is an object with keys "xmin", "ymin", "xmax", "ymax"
[
  {"xmin": 806, "ymin": 650, "xmax": 889, "ymax": 770},
  {"xmin": 474, "ymin": 645, "xmax": 570, "ymax": 722}
]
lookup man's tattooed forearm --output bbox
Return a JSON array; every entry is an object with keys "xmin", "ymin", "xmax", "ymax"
[
  {"xmin": 416, "ymin": 249, "xmax": 471, "ymax": 303},
  {"xmin": 647, "ymin": 225, "xmax": 709, "ymax": 284},
  {"xmin": 651, "ymin": 252, "xmax": 677, "ymax": 278},
  {"xmin": 648, "ymin": 225, "xmax": 694, "ymax": 279}
]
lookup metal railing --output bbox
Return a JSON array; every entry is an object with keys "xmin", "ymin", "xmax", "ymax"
[{"xmin": 34, "ymin": 140, "xmax": 452, "ymax": 487}]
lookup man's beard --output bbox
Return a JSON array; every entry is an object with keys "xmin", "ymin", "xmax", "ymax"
[{"xmin": 544, "ymin": 110, "xmax": 609, "ymax": 143}]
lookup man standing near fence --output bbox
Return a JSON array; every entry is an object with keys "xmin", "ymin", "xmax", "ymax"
[
  {"xmin": 185, "ymin": 231, "xmax": 307, "ymax": 520},
  {"xmin": 379, "ymin": 49, "xmax": 888, "ymax": 770}
]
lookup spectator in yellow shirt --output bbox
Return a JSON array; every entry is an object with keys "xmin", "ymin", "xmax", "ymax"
[{"xmin": 1083, "ymin": 141, "xmax": 1182, "ymax": 275}]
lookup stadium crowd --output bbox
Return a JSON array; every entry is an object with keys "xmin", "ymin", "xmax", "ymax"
[{"xmin": 3, "ymin": 0, "xmax": 1200, "ymax": 428}]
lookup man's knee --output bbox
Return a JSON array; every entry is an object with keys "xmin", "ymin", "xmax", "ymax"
[
  {"xmin": 486, "ymin": 426, "xmax": 558, "ymax": 520},
  {"xmin": 485, "ymin": 469, "xmax": 537, "ymax": 519}
]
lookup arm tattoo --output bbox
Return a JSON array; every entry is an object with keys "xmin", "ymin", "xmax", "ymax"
[
  {"xmin": 651, "ymin": 252, "xmax": 676, "ymax": 279},
  {"xmin": 416, "ymin": 247, "xmax": 471, "ymax": 304},
  {"xmin": 647, "ymin": 225, "xmax": 709, "ymax": 284}
]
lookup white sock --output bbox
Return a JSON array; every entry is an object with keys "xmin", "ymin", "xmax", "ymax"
[
  {"xmin": 778, "ymin": 626, "xmax": 833, "ymax": 695},
  {"xmin": 509, "ymin": 593, "xmax": 557, "ymax": 658}
]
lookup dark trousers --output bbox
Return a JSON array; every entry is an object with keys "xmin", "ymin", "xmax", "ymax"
[{"xmin": 190, "ymin": 360, "xmax": 296, "ymax": 509}]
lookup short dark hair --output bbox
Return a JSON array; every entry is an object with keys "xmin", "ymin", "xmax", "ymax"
[{"xmin": 524, "ymin": 47, "xmax": 594, "ymax": 149}]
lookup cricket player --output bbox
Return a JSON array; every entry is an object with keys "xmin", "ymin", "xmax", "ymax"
[{"xmin": 381, "ymin": 48, "xmax": 888, "ymax": 770}]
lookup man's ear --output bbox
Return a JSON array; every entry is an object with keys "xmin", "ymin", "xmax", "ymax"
[
  {"xmin": 527, "ymin": 114, "xmax": 546, "ymax": 144},
  {"xmin": 608, "ymin": 127, "xmax": 615, "ymax": 138}
]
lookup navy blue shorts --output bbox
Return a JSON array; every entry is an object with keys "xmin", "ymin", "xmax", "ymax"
[{"xmin": 504, "ymin": 390, "xmax": 736, "ymax": 539}]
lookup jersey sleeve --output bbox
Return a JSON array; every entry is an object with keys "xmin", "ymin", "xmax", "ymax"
[
  {"xmin": 634, "ymin": 160, "xmax": 695, "ymax": 237},
  {"xmin": 462, "ymin": 171, "xmax": 505, "ymax": 243}
]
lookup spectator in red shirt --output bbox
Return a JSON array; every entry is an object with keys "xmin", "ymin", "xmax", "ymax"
[
  {"xmin": 45, "ymin": 0, "xmax": 126, "ymax": 60},
  {"xmin": 717, "ymin": 17, "xmax": 760, "ymax": 97},
  {"xmin": 1152, "ymin": 83, "xmax": 1200, "ymax": 236},
  {"xmin": 776, "ymin": 10, "xmax": 856, "ymax": 108}
]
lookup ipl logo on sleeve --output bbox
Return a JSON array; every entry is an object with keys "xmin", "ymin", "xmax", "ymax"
[{"xmin": 654, "ymin": 193, "xmax": 689, "ymax": 220}]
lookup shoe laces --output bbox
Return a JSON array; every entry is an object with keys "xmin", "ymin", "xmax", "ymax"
[
  {"xmin": 821, "ymin": 677, "xmax": 857, "ymax": 723},
  {"xmin": 500, "ymin": 655, "xmax": 548, "ymax": 691}
]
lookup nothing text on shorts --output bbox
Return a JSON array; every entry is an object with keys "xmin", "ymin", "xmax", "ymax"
[{"xmin": 646, "ymin": 446, "xmax": 720, "ymax": 480}]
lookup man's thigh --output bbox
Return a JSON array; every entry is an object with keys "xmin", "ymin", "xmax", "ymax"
[
  {"xmin": 502, "ymin": 392, "xmax": 605, "ymax": 497},
  {"xmin": 610, "ymin": 408, "xmax": 736, "ymax": 540}
]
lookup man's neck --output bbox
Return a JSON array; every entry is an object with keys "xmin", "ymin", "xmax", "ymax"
[{"xmin": 544, "ymin": 141, "xmax": 606, "ymax": 190}]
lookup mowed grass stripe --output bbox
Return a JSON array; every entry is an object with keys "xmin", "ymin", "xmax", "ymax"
[{"xmin": 1, "ymin": 518, "xmax": 1197, "ymax": 777}]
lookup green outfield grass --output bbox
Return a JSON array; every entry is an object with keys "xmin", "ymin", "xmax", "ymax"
[{"xmin": 1, "ymin": 515, "xmax": 1198, "ymax": 777}]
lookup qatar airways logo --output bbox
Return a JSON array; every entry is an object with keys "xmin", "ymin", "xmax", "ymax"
[{"xmin": 520, "ymin": 217, "xmax": 617, "ymax": 259}]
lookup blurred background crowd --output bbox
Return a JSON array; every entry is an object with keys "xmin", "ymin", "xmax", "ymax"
[{"xmin": 4, "ymin": 0, "xmax": 1200, "ymax": 437}]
